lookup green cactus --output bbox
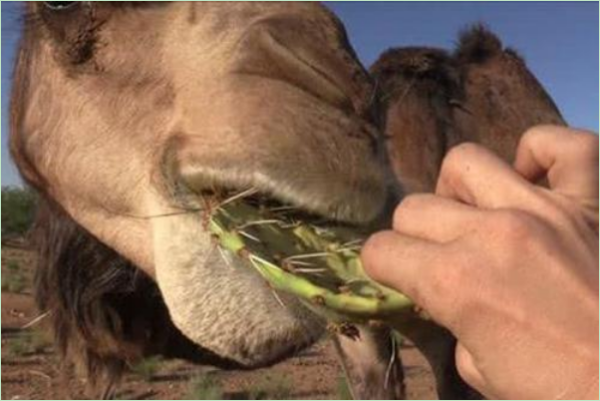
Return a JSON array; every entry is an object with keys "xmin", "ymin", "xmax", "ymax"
[{"xmin": 208, "ymin": 192, "xmax": 414, "ymax": 325}]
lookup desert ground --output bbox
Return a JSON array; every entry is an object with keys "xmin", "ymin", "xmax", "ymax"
[{"xmin": 1, "ymin": 244, "xmax": 436, "ymax": 400}]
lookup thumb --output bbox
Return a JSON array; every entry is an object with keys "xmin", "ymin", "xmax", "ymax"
[
  {"xmin": 514, "ymin": 126, "xmax": 598, "ymax": 200},
  {"xmin": 514, "ymin": 125, "xmax": 599, "ymax": 227}
]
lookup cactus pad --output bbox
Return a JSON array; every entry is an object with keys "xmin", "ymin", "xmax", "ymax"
[{"xmin": 207, "ymin": 192, "xmax": 414, "ymax": 325}]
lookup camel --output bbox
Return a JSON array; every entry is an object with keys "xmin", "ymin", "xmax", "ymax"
[
  {"xmin": 9, "ymin": 2, "xmax": 564, "ymax": 399},
  {"xmin": 10, "ymin": 2, "xmax": 405, "ymax": 398}
]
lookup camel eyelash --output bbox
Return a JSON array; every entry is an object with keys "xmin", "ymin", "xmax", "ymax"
[
  {"xmin": 18, "ymin": 6, "xmax": 106, "ymax": 68},
  {"xmin": 20, "ymin": 2, "xmax": 89, "ymax": 30}
]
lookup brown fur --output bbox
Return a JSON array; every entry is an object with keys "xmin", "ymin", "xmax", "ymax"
[
  {"xmin": 453, "ymin": 25, "xmax": 566, "ymax": 160},
  {"xmin": 371, "ymin": 47, "xmax": 462, "ymax": 193},
  {"xmin": 454, "ymin": 24, "xmax": 503, "ymax": 63},
  {"xmin": 371, "ymin": 24, "xmax": 565, "ymax": 194}
]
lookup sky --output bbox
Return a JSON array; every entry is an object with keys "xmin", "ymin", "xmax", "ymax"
[{"xmin": 1, "ymin": 1, "xmax": 598, "ymax": 187}]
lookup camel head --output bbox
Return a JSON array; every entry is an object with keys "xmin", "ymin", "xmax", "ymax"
[
  {"xmin": 371, "ymin": 26, "xmax": 565, "ymax": 194},
  {"xmin": 10, "ymin": 2, "xmax": 391, "ymax": 370}
]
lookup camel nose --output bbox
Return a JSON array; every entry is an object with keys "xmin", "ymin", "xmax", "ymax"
[{"xmin": 233, "ymin": 16, "xmax": 374, "ymax": 119}]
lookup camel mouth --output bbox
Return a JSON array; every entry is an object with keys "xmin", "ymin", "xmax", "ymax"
[
  {"xmin": 152, "ymin": 188, "xmax": 332, "ymax": 368},
  {"xmin": 199, "ymin": 187, "xmax": 385, "ymax": 233},
  {"xmin": 178, "ymin": 137, "xmax": 389, "ymax": 226}
]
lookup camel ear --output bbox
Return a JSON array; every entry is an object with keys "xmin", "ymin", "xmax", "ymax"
[
  {"xmin": 454, "ymin": 23, "xmax": 503, "ymax": 64},
  {"xmin": 371, "ymin": 47, "xmax": 461, "ymax": 194},
  {"xmin": 451, "ymin": 24, "xmax": 566, "ymax": 163}
]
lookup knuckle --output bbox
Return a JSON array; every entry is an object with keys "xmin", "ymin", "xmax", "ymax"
[
  {"xmin": 399, "ymin": 193, "xmax": 429, "ymax": 210},
  {"xmin": 523, "ymin": 125, "xmax": 599, "ymax": 160},
  {"xmin": 515, "ymin": 189, "xmax": 575, "ymax": 230},
  {"xmin": 522, "ymin": 124, "xmax": 554, "ymax": 143},
  {"xmin": 422, "ymin": 261, "xmax": 469, "ymax": 319},
  {"xmin": 534, "ymin": 193, "xmax": 570, "ymax": 221},
  {"xmin": 488, "ymin": 209, "xmax": 551, "ymax": 248},
  {"xmin": 394, "ymin": 194, "xmax": 433, "ymax": 227},
  {"xmin": 536, "ymin": 195, "xmax": 585, "ymax": 234},
  {"xmin": 411, "ymin": 245, "xmax": 471, "ymax": 320},
  {"xmin": 571, "ymin": 131, "xmax": 599, "ymax": 160},
  {"xmin": 440, "ymin": 143, "xmax": 482, "ymax": 180},
  {"xmin": 456, "ymin": 356, "xmax": 479, "ymax": 388},
  {"xmin": 426, "ymin": 248, "xmax": 465, "ymax": 297},
  {"xmin": 450, "ymin": 142, "xmax": 482, "ymax": 156},
  {"xmin": 490, "ymin": 210, "xmax": 538, "ymax": 239},
  {"xmin": 361, "ymin": 231, "xmax": 394, "ymax": 274}
]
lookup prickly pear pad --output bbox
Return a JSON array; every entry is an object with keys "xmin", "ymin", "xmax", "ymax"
[{"xmin": 208, "ymin": 193, "xmax": 414, "ymax": 324}]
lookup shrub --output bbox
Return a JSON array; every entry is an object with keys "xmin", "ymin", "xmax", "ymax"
[
  {"xmin": 247, "ymin": 373, "xmax": 293, "ymax": 400},
  {"xmin": 6, "ymin": 330, "xmax": 51, "ymax": 356},
  {"xmin": 130, "ymin": 356, "xmax": 163, "ymax": 382},
  {"xmin": 1, "ymin": 259, "xmax": 28, "ymax": 293},
  {"xmin": 1, "ymin": 186, "xmax": 37, "ymax": 238}
]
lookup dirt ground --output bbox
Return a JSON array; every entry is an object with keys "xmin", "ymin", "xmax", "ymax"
[{"xmin": 1, "ymin": 245, "xmax": 437, "ymax": 400}]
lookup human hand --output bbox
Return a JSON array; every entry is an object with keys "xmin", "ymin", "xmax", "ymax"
[
  {"xmin": 513, "ymin": 125, "xmax": 599, "ymax": 232},
  {"xmin": 362, "ymin": 126, "xmax": 599, "ymax": 399}
]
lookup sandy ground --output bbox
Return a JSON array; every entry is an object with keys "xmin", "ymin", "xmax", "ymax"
[{"xmin": 1, "ymin": 246, "xmax": 437, "ymax": 400}]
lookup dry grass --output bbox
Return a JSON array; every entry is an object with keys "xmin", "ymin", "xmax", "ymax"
[{"xmin": 336, "ymin": 376, "xmax": 353, "ymax": 400}]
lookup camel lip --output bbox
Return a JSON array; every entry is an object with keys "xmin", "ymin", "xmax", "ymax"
[{"xmin": 203, "ymin": 188, "xmax": 370, "ymax": 229}]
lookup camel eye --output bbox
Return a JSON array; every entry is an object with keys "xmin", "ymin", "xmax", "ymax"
[{"xmin": 43, "ymin": 2, "xmax": 78, "ymax": 11}]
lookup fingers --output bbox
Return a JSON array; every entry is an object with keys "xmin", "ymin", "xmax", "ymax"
[
  {"xmin": 361, "ymin": 231, "xmax": 461, "ymax": 323},
  {"xmin": 436, "ymin": 142, "xmax": 543, "ymax": 212},
  {"xmin": 362, "ymin": 231, "xmax": 437, "ymax": 296},
  {"xmin": 514, "ymin": 125, "xmax": 599, "ymax": 201},
  {"xmin": 394, "ymin": 194, "xmax": 484, "ymax": 243}
]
